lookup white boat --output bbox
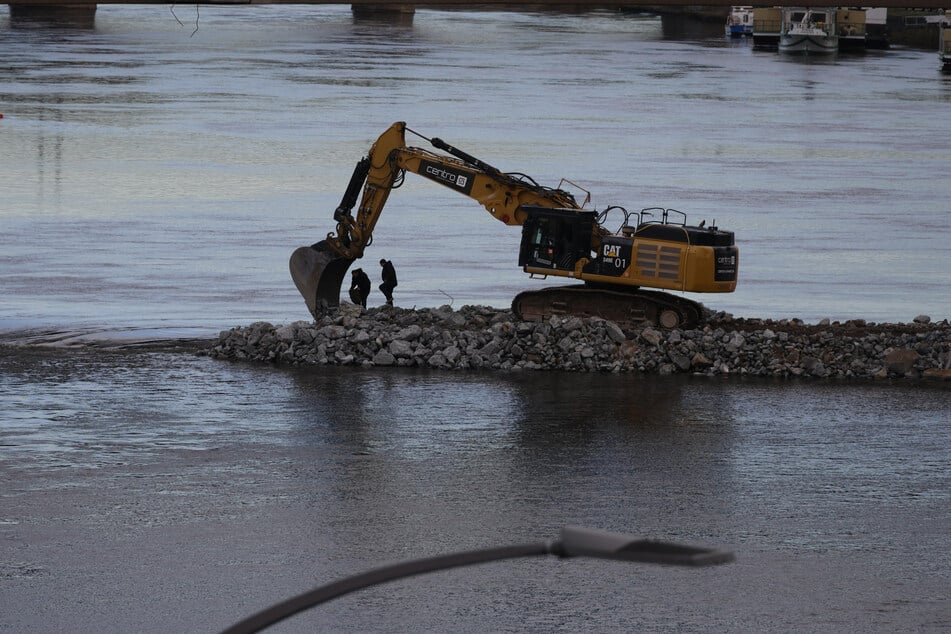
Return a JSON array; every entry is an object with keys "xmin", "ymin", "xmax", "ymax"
[
  {"xmin": 725, "ymin": 6, "xmax": 754, "ymax": 37},
  {"xmin": 779, "ymin": 7, "xmax": 838, "ymax": 54}
]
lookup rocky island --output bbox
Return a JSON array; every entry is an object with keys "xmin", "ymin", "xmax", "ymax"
[{"xmin": 209, "ymin": 303, "xmax": 951, "ymax": 381}]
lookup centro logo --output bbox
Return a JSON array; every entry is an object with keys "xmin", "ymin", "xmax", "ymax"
[{"xmin": 426, "ymin": 165, "xmax": 467, "ymax": 188}]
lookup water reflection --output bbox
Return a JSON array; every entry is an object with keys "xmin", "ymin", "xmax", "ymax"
[
  {"xmin": 281, "ymin": 365, "xmax": 742, "ymax": 457},
  {"xmin": 35, "ymin": 105, "xmax": 65, "ymax": 210},
  {"xmin": 285, "ymin": 366, "xmax": 524, "ymax": 456},
  {"xmin": 8, "ymin": 5, "xmax": 97, "ymax": 30},
  {"xmin": 279, "ymin": 365, "xmax": 741, "ymax": 541},
  {"xmin": 350, "ymin": 5, "xmax": 415, "ymax": 27}
]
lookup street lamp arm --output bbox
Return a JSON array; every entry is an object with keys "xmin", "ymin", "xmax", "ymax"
[
  {"xmin": 219, "ymin": 526, "xmax": 734, "ymax": 634},
  {"xmin": 220, "ymin": 541, "xmax": 555, "ymax": 634}
]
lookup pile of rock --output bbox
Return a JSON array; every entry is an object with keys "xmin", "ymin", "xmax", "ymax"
[{"xmin": 209, "ymin": 304, "xmax": 951, "ymax": 380}]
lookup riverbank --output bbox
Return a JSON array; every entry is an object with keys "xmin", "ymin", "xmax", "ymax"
[{"xmin": 209, "ymin": 304, "xmax": 951, "ymax": 380}]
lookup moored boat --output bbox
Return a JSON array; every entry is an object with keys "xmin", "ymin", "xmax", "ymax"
[
  {"xmin": 836, "ymin": 8, "xmax": 868, "ymax": 51},
  {"xmin": 863, "ymin": 8, "xmax": 890, "ymax": 49},
  {"xmin": 752, "ymin": 7, "xmax": 782, "ymax": 49},
  {"xmin": 725, "ymin": 5, "xmax": 754, "ymax": 37},
  {"xmin": 779, "ymin": 7, "xmax": 839, "ymax": 54}
]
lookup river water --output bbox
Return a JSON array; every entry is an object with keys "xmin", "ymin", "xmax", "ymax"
[{"xmin": 1, "ymin": 6, "xmax": 949, "ymax": 633}]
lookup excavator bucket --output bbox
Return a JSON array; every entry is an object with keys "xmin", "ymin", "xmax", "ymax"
[{"xmin": 289, "ymin": 241, "xmax": 355, "ymax": 319}]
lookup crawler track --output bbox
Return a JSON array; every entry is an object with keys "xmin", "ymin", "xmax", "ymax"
[{"xmin": 512, "ymin": 285, "xmax": 704, "ymax": 329}]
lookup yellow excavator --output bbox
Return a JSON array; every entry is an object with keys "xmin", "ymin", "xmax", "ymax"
[{"xmin": 290, "ymin": 122, "xmax": 738, "ymax": 329}]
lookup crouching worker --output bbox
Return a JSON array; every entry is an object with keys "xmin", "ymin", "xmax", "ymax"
[{"xmin": 349, "ymin": 268, "xmax": 371, "ymax": 308}]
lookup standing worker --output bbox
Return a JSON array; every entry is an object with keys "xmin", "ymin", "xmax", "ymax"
[
  {"xmin": 349, "ymin": 268, "xmax": 371, "ymax": 308},
  {"xmin": 379, "ymin": 258, "xmax": 397, "ymax": 306}
]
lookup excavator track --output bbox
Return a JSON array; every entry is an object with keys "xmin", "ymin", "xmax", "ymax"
[{"xmin": 512, "ymin": 285, "xmax": 704, "ymax": 329}]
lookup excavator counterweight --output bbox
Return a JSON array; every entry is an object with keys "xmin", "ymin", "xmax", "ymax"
[{"xmin": 290, "ymin": 122, "xmax": 738, "ymax": 327}]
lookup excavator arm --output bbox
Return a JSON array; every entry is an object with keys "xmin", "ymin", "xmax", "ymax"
[
  {"xmin": 329, "ymin": 122, "xmax": 582, "ymax": 258},
  {"xmin": 291, "ymin": 121, "xmax": 586, "ymax": 317}
]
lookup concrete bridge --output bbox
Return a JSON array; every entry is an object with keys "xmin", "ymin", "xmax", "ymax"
[
  {"xmin": 5, "ymin": 0, "xmax": 948, "ymax": 27},
  {"xmin": 6, "ymin": 0, "xmax": 950, "ymax": 10}
]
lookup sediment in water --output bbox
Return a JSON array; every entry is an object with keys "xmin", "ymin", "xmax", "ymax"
[{"xmin": 208, "ymin": 303, "xmax": 951, "ymax": 380}]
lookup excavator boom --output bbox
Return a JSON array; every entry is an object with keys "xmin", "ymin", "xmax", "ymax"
[
  {"xmin": 291, "ymin": 121, "xmax": 581, "ymax": 316},
  {"xmin": 290, "ymin": 122, "xmax": 738, "ymax": 328}
]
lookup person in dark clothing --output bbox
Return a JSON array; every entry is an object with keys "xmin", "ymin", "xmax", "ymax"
[
  {"xmin": 379, "ymin": 258, "xmax": 397, "ymax": 306},
  {"xmin": 348, "ymin": 268, "xmax": 371, "ymax": 308}
]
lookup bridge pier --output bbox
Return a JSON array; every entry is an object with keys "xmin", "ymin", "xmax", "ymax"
[{"xmin": 8, "ymin": 3, "xmax": 97, "ymax": 27}]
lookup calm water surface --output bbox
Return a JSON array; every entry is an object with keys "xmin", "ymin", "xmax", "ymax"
[
  {"xmin": 2, "ymin": 5, "xmax": 950, "ymax": 330},
  {"xmin": 1, "ymin": 6, "xmax": 949, "ymax": 632}
]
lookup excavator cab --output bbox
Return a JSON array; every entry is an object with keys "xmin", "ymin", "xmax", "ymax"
[{"xmin": 518, "ymin": 207, "xmax": 596, "ymax": 272}]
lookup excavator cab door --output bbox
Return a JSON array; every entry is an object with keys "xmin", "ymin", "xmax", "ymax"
[{"xmin": 518, "ymin": 207, "xmax": 596, "ymax": 272}]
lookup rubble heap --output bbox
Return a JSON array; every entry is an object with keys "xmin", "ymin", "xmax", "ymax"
[{"xmin": 209, "ymin": 304, "xmax": 951, "ymax": 380}]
